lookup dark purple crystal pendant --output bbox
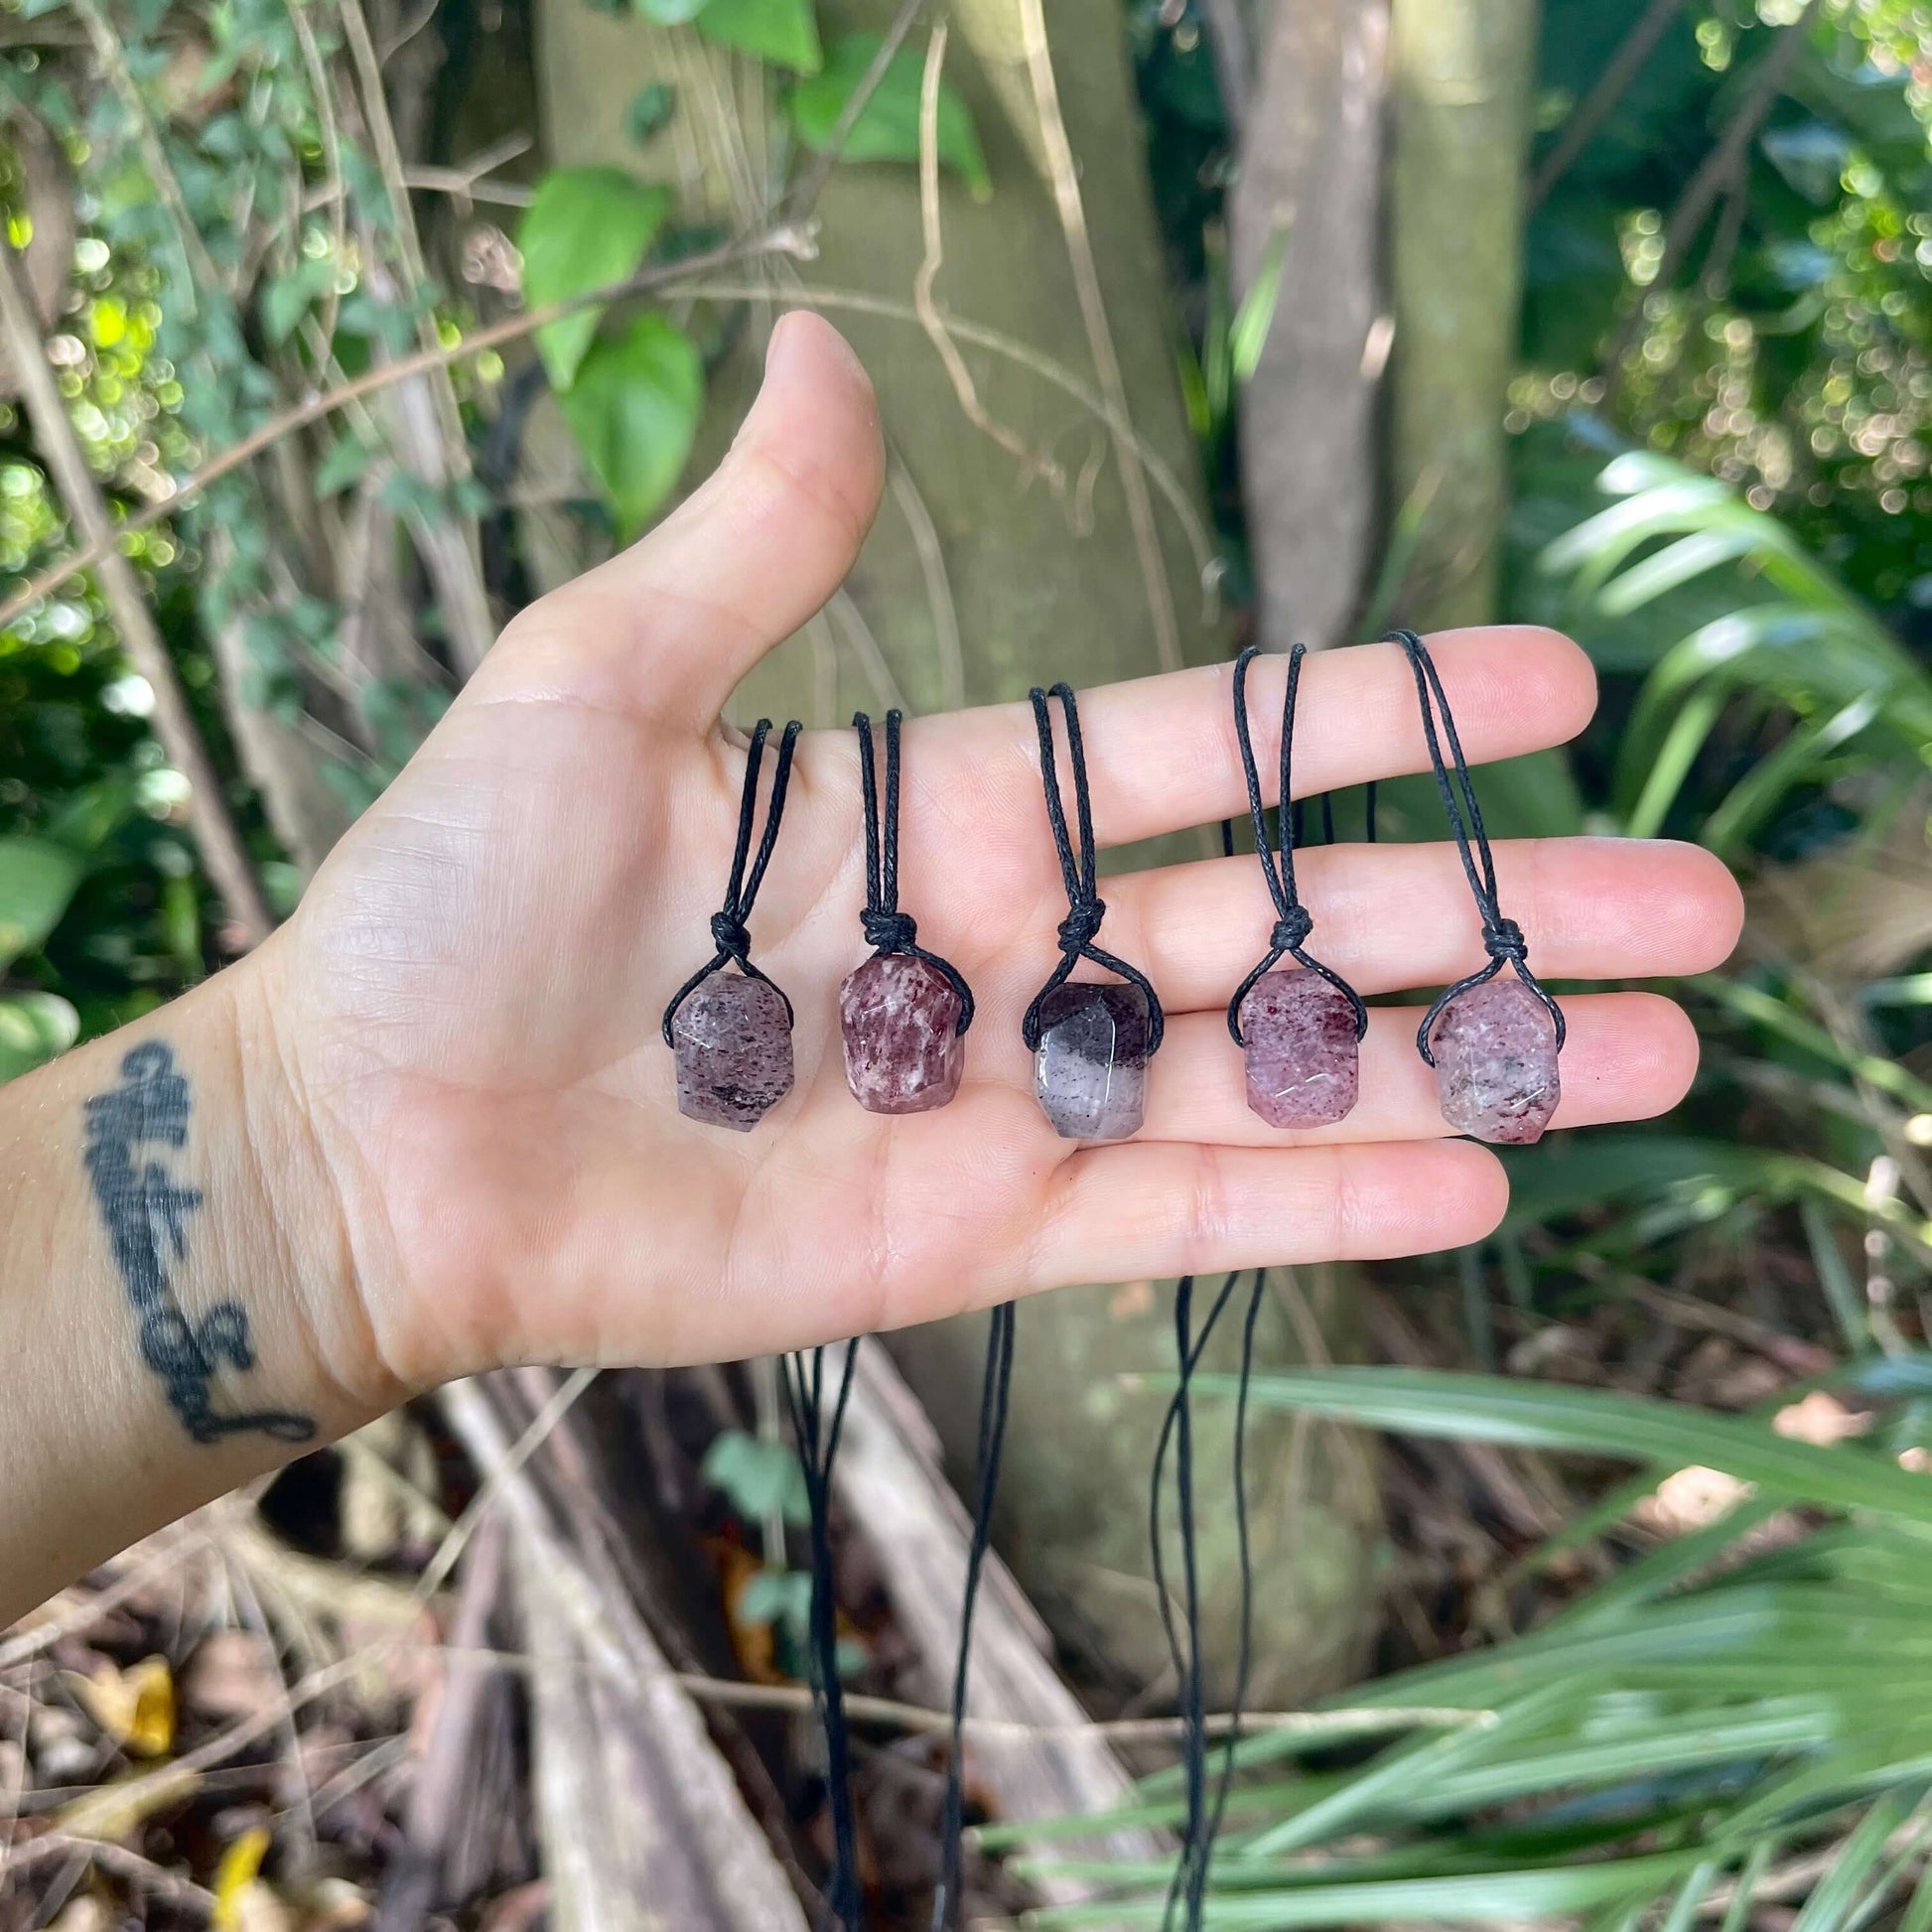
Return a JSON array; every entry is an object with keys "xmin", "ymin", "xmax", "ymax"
[
  {"xmin": 660, "ymin": 718, "xmax": 802, "ymax": 1135},
  {"xmin": 1034, "ymin": 980, "xmax": 1152, "ymax": 1140},
  {"xmin": 1023, "ymin": 684, "xmax": 1164, "ymax": 1141}
]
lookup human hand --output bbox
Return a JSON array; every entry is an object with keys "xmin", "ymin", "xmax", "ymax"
[{"xmin": 247, "ymin": 313, "xmax": 1742, "ymax": 1402}]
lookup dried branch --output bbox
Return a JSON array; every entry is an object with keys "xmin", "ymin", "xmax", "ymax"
[
  {"xmin": 0, "ymin": 226, "xmax": 812, "ymax": 632},
  {"xmin": 1526, "ymin": 0, "xmax": 1688, "ymax": 214},
  {"xmin": 783, "ymin": 0, "xmax": 926, "ymax": 222},
  {"xmin": 910, "ymin": 25, "xmax": 1064, "ymax": 492},
  {"xmin": 0, "ymin": 241, "xmax": 275, "ymax": 945},
  {"xmin": 1599, "ymin": 0, "xmax": 1825, "ymax": 392}
]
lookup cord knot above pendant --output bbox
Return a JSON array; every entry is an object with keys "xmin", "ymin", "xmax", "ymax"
[{"xmin": 1056, "ymin": 899, "xmax": 1106, "ymax": 954}]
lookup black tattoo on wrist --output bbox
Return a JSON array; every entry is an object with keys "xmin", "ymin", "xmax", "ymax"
[{"xmin": 82, "ymin": 1040, "xmax": 316, "ymax": 1447}]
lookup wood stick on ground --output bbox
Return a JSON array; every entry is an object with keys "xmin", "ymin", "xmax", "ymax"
[
  {"xmin": 830, "ymin": 1342, "xmax": 1167, "ymax": 1907},
  {"xmin": 373, "ymin": 1514, "xmax": 507, "ymax": 1932},
  {"xmin": 0, "ymin": 240, "xmax": 275, "ymax": 946},
  {"xmin": 439, "ymin": 1378, "xmax": 809, "ymax": 1932}
]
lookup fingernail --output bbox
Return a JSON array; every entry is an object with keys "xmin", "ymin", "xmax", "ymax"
[{"xmin": 765, "ymin": 310, "xmax": 807, "ymax": 381}]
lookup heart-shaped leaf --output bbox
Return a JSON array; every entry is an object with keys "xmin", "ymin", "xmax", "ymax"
[
  {"xmin": 518, "ymin": 167, "xmax": 674, "ymax": 390},
  {"xmin": 558, "ymin": 313, "xmax": 705, "ymax": 536},
  {"xmin": 790, "ymin": 33, "xmax": 989, "ymax": 197}
]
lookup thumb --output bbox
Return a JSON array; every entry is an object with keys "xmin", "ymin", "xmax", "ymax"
[{"xmin": 477, "ymin": 311, "xmax": 886, "ymax": 728}]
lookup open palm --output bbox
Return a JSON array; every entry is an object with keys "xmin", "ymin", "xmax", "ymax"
[{"xmin": 261, "ymin": 315, "xmax": 1741, "ymax": 1396}]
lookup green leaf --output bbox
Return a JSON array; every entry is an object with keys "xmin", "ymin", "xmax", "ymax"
[
  {"xmin": 635, "ymin": 0, "xmax": 706, "ymax": 19},
  {"xmin": 624, "ymin": 80, "xmax": 676, "ymax": 144},
  {"xmin": 0, "ymin": 992, "xmax": 79, "ymax": 1084},
  {"xmin": 0, "ymin": 836, "xmax": 84, "ymax": 971},
  {"xmin": 788, "ymin": 33, "xmax": 989, "ymax": 196},
  {"xmin": 517, "ymin": 167, "xmax": 673, "ymax": 390},
  {"xmin": 1229, "ymin": 225, "xmax": 1288, "ymax": 382},
  {"xmin": 1028, "ymin": 1854, "xmax": 1699, "ymax": 1928},
  {"xmin": 1184, "ymin": 1367, "xmax": 1932, "ymax": 1524},
  {"xmin": 695, "ymin": 0, "xmax": 821, "ymax": 74},
  {"xmin": 739, "ymin": 1566, "xmax": 812, "ymax": 1627},
  {"xmin": 558, "ymin": 313, "xmax": 704, "ymax": 536},
  {"xmin": 701, "ymin": 1428, "xmax": 809, "ymax": 1527},
  {"xmin": 313, "ymin": 436, "xmax": 373, "ymax": 498}
]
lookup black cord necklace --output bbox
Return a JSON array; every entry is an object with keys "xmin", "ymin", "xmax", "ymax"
[
  {"xmin": 1386, "ymin": 629, "xmax": 1566, "ymax": 1145},
  {"xmin": 841, "ymin": 711, "xmax": 975, "ymax": 1115},
  {"xmin": 1149, "ymin": 1270, "xmax": 1265, "ymax": 1932},
  {"xmin": 931, "ymin": 1298, "xmax": 1016, "ymax": 1931},
  {"xmin": 779, "ymin": 1343, "xmax": 864, "ymax": 1932},
  {"xmin": 661, "ymin": 719, "xmax": 803, "ymax": 1132},
  {"xmin": 1226, "ymin": 645, "xmax": 1367, "ymax": 1130},
  {"xmin": 1024, "ymin": 682, "xmax": 1165, "ymax": 1141}
]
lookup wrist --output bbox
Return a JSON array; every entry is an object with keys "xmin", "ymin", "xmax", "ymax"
[{"xmin": 223, "ymin": 941, "xmax": 416, "ymax": 1416}]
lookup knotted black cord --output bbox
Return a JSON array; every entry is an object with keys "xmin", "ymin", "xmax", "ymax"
[
  {"xmin": 780, "ymin": 1341, "xmax": 864, "ymax": 1932},
  {"xmin": 1022, "ymin": 683, "xmax": 1165, "ymax": 1054},
  {"xmin": 853, "ymin": 710, "xmax": 975, "ymax": 1033},
  {"xmin": 1148, "ymin": 1270, "xmax": 1266, "ymax": 1932},
  {"xmin": 1383, "ymin": 629, "xmax": 1567, "ymax": 1064},
  {"xmin": 932, "ymin": 1299, "xmax": 1017, "ymax": 1930},
  {"xmin": 1225, "ymin": 647, "xmax": 1368, "ymax": 1048},
  {"xmin": 660, "ymin": 719, "xmax": 804, "ymax": 1043}
]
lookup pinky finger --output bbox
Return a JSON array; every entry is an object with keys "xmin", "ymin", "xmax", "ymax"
[{"xmin": 1026, "ymin": 1139, "xmax": 1510, "ymax": 1292}]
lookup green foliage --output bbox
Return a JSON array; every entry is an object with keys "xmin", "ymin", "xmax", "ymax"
[
  {"xmin": 558, "ymin": 313, "xmax": 704, "ymax": 536},
  {"xmin": 0, "ymin": 834, "xmax": 83, "ymax": 971},
  {"xmin": 1012, "ymin": 1363, "xmax": 1932, "ymax": 1929},
  {"xmin": 0, "ymin": 991, "xmax": 80, "ymax": 1083},
  {"xmin": 516, "ymin": 167, "xmax": 674, "ymax": 390},
  {"xmin": 691, "ymin": 0, "xmax": 821, "ymax": 74},
  {"xmin": 788, "ymin": 34, "xmax": 990, "ymax": 198},
  {"xmin": 702, "ymin": 1427, "xmax": 811, "ymax": 1528},
  {"xmin": 1535, "ymin": 449, "xmax": 1932, "ymax": 849}
]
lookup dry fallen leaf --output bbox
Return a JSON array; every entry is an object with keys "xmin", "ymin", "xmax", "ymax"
[
  {"xmin": 181, "ymin": 1629, "xmax": 280, "ymax": 1721},
  {"xmin": 70, "ymin": 1655, "xmax": 176, "ymax": 1757},
  {"xmin": 54, "ymin": 1762, "xmax": 202, "ymax": 1842},
  {"xmin": 1636, "ymin": 1465, "xmax": 1755, "ymax": 1535},
  {"xmin": 1773, "ymin": 1391, "xmax": 1873, "ymax": 1447}
]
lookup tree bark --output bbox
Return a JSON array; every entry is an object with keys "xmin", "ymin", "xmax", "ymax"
[
  {"xmin": 1231, "ymin": 0, "xmax": 1390, "ymax": 654},
  {"xmin": 1387, "ymin": 0, "xmax": 1538, "ymax": 632}
]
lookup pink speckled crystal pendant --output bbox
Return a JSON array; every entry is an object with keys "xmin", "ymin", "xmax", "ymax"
[
  {"xmin": 1427, "ymin": 977, "xmax": 1561, "ymax": 1145},
  {"xmin": 1238, "ymin": 968, "xmax": 1360, "ymax": 1128},
  {"xmin": 841, "ymin": 952, "xmax": 964, "ymax": 1115},
  {"xmin": 671, "ymin": 973, "xmax": 794, "ymax": 1132}
]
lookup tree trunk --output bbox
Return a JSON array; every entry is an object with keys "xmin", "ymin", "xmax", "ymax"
[
  {"xmin": 529, "ymin": 0, "xmax": 1384, "ymax": 1703},
  {"xmin": 1231, "ymin": 0, "xmax": 1390, "ymax": 655},
  {"xmin": 1386, "ymin": 0, "xmax": 1538, "ymax": 632}
]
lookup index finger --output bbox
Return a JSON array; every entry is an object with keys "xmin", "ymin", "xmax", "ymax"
[{"xmin": 912, "ymin": 626, "xmax": 1596, "ymax": 854}]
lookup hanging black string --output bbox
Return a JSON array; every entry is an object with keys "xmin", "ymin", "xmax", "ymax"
[
  {"xmin": 1022, "ymin": 683, "xmax": 1165, "ymax": 1052},
  {"xmin": 1148, "ymin": 1271, "xmax": 1266, "ymax": 1932},
  {"xmin": 1225, "ymin": 646, "xmax": 1368, "ymax": 1048},
  {"xmin": 931, "ymin": 1300, "xmax": 1017, "ymax": 1931},
  {"xmin": 1383, "ymin": 629, "xmax": 1567, "ymax": 1064},
  {"xmin": 660, "ymin": 719, "xmax": 804, "ymax": 1043},
  {"xmin": 853, "ymin": 710, "xmax": 974, "ymax": 1033},
  {"xmin": 780, "ymin": 1341, "xmax": 864, "ymax": 1932}
]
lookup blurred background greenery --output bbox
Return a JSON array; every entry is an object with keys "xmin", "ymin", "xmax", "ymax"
[{"xmin": 6, "ymin": 0, "xmax": 1932, "ymax": 1924}]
